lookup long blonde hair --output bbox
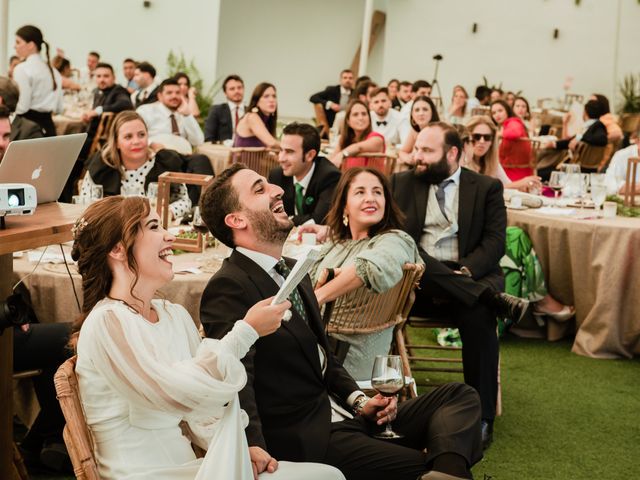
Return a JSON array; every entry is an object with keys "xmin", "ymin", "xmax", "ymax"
[
  {"xmin": 101, "ymin": 111, "xmax": 153, "ymax": 177},
  {"xmin": 465, "ymin": 115, "xmax": 500, "ymax": 177}
]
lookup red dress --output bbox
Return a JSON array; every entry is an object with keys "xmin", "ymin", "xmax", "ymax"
[
  {"xmin": 499, "ymin": 117, "xmax": 533, "ymax": 181},
  {"xmin": 343, "ymin": 131, "xmax": 386, "ymax": 173}
]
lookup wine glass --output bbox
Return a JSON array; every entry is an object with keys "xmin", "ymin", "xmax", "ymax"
[
  {"xmin": 371, "ymin": 355, "xmax": 405, "ymax": 439},
  {"xmin": 591, "ymin": 185, "xmax": 607, "ymax": 215},
  {"xmin": 146, "ymin": 182, "xmax": 159, "ymax": 210},
  {"xmin": 548, "ymin": 171, "xmax": 567, "ymax": 205},
  {"xmin": 562, "ymin": 164, "xmax": 580, "ymax": 174}
]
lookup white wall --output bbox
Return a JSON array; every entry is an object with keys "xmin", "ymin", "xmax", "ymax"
[
  {"xmin": 380, "ymin": 0, "xmax": 638, "ymax": 108},
  {"xmin": 6, "ymin": 0, "xmax": 221, "ymax": 86}
]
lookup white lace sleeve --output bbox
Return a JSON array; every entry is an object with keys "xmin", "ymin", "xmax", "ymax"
[{"xmin": 78, "ymin": 304, "xmax": 256, "ymax": 422}]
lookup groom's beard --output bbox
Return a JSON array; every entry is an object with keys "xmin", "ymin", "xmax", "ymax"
[
  {"xmin": 247, "ymin": 209, "xmax": 293, "ymax": 245},
  {"xmin": 414, "ymin": 153, "xmax": 452, "ymax": 185}
]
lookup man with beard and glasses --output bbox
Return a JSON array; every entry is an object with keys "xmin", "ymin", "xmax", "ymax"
[
  {"xmin": 391, "ymin": 122, "xmax": 532, "ymax": 451},
  {"xmin": 197, "ymin": 163, "xmax": 484, "ymax": 480}
]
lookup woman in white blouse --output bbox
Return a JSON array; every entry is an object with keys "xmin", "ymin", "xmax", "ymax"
[
  {"xmin": 70, "ymin": 196, "xmax": 345, "ymax": 480},
  {"xmin": 13, "ymin": 25, "xmax": 62, "ymax": 136},
  {"xmin": 81, "ymin": 111, "xmax": 192, "ymax": 219}
]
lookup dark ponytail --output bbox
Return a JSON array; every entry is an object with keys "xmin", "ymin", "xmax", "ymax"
[{"xmin": 15, "ymin": 25, "xmax": 57, "ymax": 91}]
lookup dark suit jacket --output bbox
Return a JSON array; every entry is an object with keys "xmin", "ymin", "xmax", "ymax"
[
  {"xmin": 133, "ymin": 85, "xmax": 159, "ymax": 108},
  {"xmin": 267, "ymin": 156, "xmax": 341, "ymax": 225},
  {"xmin": 391, "ymin": 167, "xmax": 506, "ymax": 282},
  {"xmin": 10, "ymin": 116, "xmax": 44, "ymax": 141},
  {"xmin": 203, "ymin": 102, "xmax": 236, "ymax": 143},
  {"xmin": 200, "ymin": 250, "xmax": 359, "ymax": 462},
  {"xmin": 309, "ymin": 85, "xmax": 341, "ymax": 127},
  {"xmin": 89, "ymin": 84, "xmax": 133, "ymax": 136},
  {"xmin": 556, "ymin": 120, "xmax": 608, "ymax": 150}
]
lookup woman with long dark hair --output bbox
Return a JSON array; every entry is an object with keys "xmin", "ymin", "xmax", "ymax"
[
  {"xmin": 13, "ymin": 25, "xmax": 62, "ymax": 136},
  {"xmin": 233, "ymin": 82, "xmax": 279, "ymax": 149},
  {"xmin": 398, "ymin": 95, "xmax": 439, "ymax": 165},
  {"xmin": 490, "ymin": 99, "xmax": 533, "ymax": 181}
]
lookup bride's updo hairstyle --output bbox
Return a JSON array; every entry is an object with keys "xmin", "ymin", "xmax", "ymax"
[{"xmin": 69, "ymin": 196, "xmax": 150, "ymax": 347}]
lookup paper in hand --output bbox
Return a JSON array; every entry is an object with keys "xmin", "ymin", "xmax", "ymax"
[{"xmin": 271, "ymin": 249, "xmax": 320, "ymax": 319}]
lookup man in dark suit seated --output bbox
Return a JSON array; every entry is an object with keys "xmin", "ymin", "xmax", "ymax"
[
  {"xmin": 203, "ymin": 74, "xmax": 245, "ymax": 143},
  {"xmin": 310, "ymin": 69, "xmax": 354, "ymax": 137},
  {"xmin": 0, "ymin": 76, "xmax": 44, "ymax": 141},
  {"xmin": 268, "ymin": 122, "xmax": 340, "ymax": 226},
  {"xmin": 391, "ymin": 122, "xmax": 531, "ymax": 450},
  {"xmin": 130, "ymin": 61, "xmax": 160, "ymax": 108},
  {"xmin": 198, "ymin": 163, "xmax": 484, "ymax": 480}
]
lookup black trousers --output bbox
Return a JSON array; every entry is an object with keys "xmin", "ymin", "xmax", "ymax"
[
  {"xmin": 13, "ymin": 323, "xmax": 72, "ymax": 448},
  {"xmin": 18, "ymin": 111, "xmax": 56, "ymax": 138},
  {"xmin": 411, "ymin": 253, "xmax": 501, "ymax": 421},
  {"xmin": 324, "ymin": 383, "xmax": 482, "ymax": 480}
]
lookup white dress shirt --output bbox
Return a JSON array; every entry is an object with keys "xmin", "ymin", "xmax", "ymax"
[
  {"xmin": 13, "ymin": 54, "xmax": 63, "ymax": 115},
  {"xmin": 228, "ymin": 101, "xmax": 245, "ymax": 137},
  {"xmin": 235, "ymin": 246, "xmax": 364, "ymax": 421},
  {"xmin": 137, "ymin": 102, "xmax": 204, "ymax": 147},
  {"xmin": 604, "ymin": 143, "xmax": 640, "ymax": 195},
  {"xmin": 370, "ymin": 109, "xmax": 401, "ymax": 144}
]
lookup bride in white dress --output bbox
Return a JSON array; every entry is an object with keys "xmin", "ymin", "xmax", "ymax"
[{"xmin": 70, "ymin": 196, "xmax": 345, "ymax": 480}]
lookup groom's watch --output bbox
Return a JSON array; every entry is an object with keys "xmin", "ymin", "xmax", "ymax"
[{"xmin": 352, "ymin": 394, "xmax": 370, "ymax": 416}]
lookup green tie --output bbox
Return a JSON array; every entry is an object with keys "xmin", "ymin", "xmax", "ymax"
[
  {"xmin": 294, "ymin": 183, "xmax": 304, "ymax": 216},
  {"xmin": 274, "ymin": 259, "xmax": 307, "ymax": 323}
]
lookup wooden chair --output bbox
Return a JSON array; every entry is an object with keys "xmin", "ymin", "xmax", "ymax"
[
  {"xmin": 571, "ymin": 142, "xmax": 607, "ymax": 172},
  {"xmin": 88, "ymin": 112, "xmax": 115, "ymax": 157},
  {"xmin": 325, "ymin": 263, "xmax": 425, "ymax": 399},
  {"xmin": 624, "ymin": 156, "xmax": 640, "ymax": 207},
  {"xmin": 342, "ymin": 152, "xmax": 397, "ymax": 177},
  {"xmin": 12, "ymin": 369, "xmax": 43, "ymax": 480},
  {"xmin": 54, "ymin": 356, "xmax": 101, "ymax": 480},
  {"xmin": 398, "ymin": 317, "xmax": 502, "ymax": 416},
  {"xmin": 229, "ymin": 147, "xmax": 279, "ymax": 178},
  {"xmin": 313, "ymin": 103, "xmax": 330, "ymax": 140}
]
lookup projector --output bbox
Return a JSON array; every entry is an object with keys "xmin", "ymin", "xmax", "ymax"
[{"xmin": 0, "ymin": 183, "xmax": 37, "ymax": 216}]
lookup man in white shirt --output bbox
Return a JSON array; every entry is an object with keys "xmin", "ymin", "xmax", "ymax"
[
  {"xmin": 604, "ymin": 130, "xmax": 639, "ymax": 194},
  {"xmin": 130, "ymin": 61, "xmax": 160, "ymax": 108},
  {"xmin": 203, "ymin": 74, "xmax": 245, "ymax": 144},
  {"xmin": 369, "ymin": 87, "xmax": 401, "ymax": 145},
  {"xmin": 137, "ymin": 77, "xmax": 204, "ymax": 147}
]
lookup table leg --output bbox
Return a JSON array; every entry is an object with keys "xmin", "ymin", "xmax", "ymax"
[{"xmin": 0, "ymin": 254, "xmax": 13, "ymax": 478}]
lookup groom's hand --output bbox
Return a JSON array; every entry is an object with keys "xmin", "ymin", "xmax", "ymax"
[
  {"xmin": 361, "ymin": 394, "xmax": 398, "ymax": 425},
  {"xmin": 249, "ymin": 446, "xmax": 278, "ymax": 479}
]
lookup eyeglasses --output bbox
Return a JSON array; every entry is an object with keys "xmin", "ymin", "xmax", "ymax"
[{"xmin": 471, "ymin": 133, "xmax": 493, "ymax": 143}]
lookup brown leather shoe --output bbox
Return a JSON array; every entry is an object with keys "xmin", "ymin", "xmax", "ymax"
[{"xmin": 419, "ymin": 471, "xmax": 468, "ymax": 480}]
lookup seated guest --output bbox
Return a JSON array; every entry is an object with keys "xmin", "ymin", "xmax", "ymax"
[
  {"xmin": 174, "ymin": 71, "xmax": 200, "ymax": 118},
  {"xmin": 398, "ymin": 96, "xmax": 439, "ymax": 165},
  {"xmin": 505, "ymin": 91, "xmax": 516, "ymax": 108},
  {"xmin": 447, "ymin": 85, "xmax": 468, "ymax": 125},
  {"xmin": 81, "ymin": 111, "xmax": 191, "ymax": 218},
  {"xmin": 79, "ymin": 50, "xmax": 99, "ymax": 86},
  {"xmin": 199, "ymin": 163, "xmax": 483, "ymax": 480},
  {"xmin": 122, "ymin": 58, "xmax": 138, "ymax": 94},
  {"xmin": 233, "ymin": 82, "xmax": 279, "ymax": 149},
  {"xmin": 392, "ymin": 122, "xmax": 532, "ymax": 449},
  {"xmin": 369, "ymin": 87, "xmax": 401, "ymax": 144},
  {"xmin": 490, "ymin": 99, "xmax": 533, "ymax": 181},
  {"xmin": 490, "ymin": 88, "xmax": 503, "ymax": 102},
  {"xmin": 51, "ymin": 55, "xmax": 81, "ymax": 91},
  {"xmin": 590, "ymin": 93, "xmax": 623, "ymax": 143},
  {"xmin": 309, "ymin": 69, "xmax": 355, "ymax": 129},
  {"xmin": 330, "ymin": 82, "xmax": 378, "ymax": 143},
  {"xmin": 330, "ymin": 100, "xmax": 385, "ymax": 171},
  {"xmin": 268, "ymin": 122, "xmax": 341, "ymax": 225},
  {"xmin": 204, "ymin": 74, "xmax": 245, "ymax": 144},
  {"xmin": 604, "ymin": 125, "xmax": 640, "ymax": 194},
  {"xmin": 130, "ymin": 61, "xmax": 160, "ymax": 108},
  {"xmin": 545, "ymin": 99, "xmax": 608, "ymax": 153},
  {"xmin": 71, "ymin": 195, "xmax": 342, "ymax": 480},
  {"xmin": 512, "ymin": 96, "xmax": 532, "ymax": 133},
  {"xmin": 386, "ymin": 78, "xmax": 399, "ymax": 103},
  {"xmin": 0, "ymin": 76, "xmax": 44, "ymax": 140},
  {"xmin": 392, "ymin": 80, "xmax": 412, "ymax": 110},
  {"xmin": 80, "ymin": 62, "xmax": 133, "ymax": 158},
  {"xmin": 466, "ymin": 85, "xmax": 491, "ymax": 111},
  {"xmin": 398, "ymin": 80, "xmax": 433, "ymax": 143},
  {"xmin": 460, "ymin": 119, "xmax": 573, "ymax": 320},
  {"xmin": 137, "ymin": 77, "xmax": 204, "ymax": 147},
  {"xmin": 303, "ymin": 167, "xmax": 422, "ymax": 381}
]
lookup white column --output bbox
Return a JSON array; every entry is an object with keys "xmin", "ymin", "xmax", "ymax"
[
  {"xmin": 0, "ymin": 0, "xmax": 8, "ymax": 76},
  {"xmin": 358, "ymin": 0, "xmax": 374, "ymax": 77}
]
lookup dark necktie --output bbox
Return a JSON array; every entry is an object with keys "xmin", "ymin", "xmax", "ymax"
[
  {"xmin": 170, "ymin": 114, "xmax": 180, "ymax": 135},
  {"xmin": 294, "ymin": 183, "xmax": 304, "ymax": 215},
  {"xmin": 376, "ymin": 120, "xmax": 387, "ymax": 127},
  {"xmin": 436, "ymin": 179, "xmax": 453, "ymax": 220},
  {"xmin": 274, "ymin": 259, "xmax": 307, "ymax": 322},
  {"xmin": 234, "ymin": 106, "xmax": 239, "ymax": 129}
]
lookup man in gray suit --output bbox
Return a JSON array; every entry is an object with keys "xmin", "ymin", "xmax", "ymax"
[{"xmin": 0, "ymin": 76, "xmax": 44, "ymax": 141}]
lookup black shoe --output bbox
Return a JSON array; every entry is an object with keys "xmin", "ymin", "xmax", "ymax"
[
  {"xmin": 494, "ymin": 293, "xmax": 531, "ymax": 325},
  {"xmin": 40, "ymin": 441, "xmax": 72, "ymax": 473},
  {"xmin": 481, "ymin": 419, "xmax": 494, "ymax": 450}
]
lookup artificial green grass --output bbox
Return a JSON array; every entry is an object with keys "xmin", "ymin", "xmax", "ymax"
[
  {"xmin": 409, "ymin": 327, "xmax": 640, "ymax": 480},
  {"xmin": 31, "ymin": 333, "xmax": 640, "ymax": 480}
]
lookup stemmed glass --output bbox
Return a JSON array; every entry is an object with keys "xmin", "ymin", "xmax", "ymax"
[
  {"xmin": 548, "ymin": 171, "xmax": 567, "ymax": 206},
  {"xmin": 371, "ymin": 355, "xmax": 405, "ymax": 439}
]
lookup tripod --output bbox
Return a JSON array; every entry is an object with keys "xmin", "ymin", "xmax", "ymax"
[{"xmin": 431, "ymin": 55, "xmax": 444, "ymax": 115}]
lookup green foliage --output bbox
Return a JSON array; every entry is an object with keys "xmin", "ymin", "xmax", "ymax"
[
  {"xmin": 606, "ymin": 194, "xmax": 640, "ymax": 217},
  {"xmin": 617, "ymin": 74, "xmax": 640, "ymax": 114},
  {"xmin": 166, "ymin": 50, "xmax": 224, "ymax": 120}
]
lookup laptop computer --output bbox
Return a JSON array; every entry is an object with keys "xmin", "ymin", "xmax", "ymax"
[{"xmin": 0, "ymin": 133, "xmax": 87, "ymax": 203}]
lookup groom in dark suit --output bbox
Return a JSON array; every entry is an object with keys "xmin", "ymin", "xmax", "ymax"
[
  {"xmin": 391, "ymin": 122, "xmax": 531, "ymax": 449},
  {"xmin": 198, "ymin": 163, "xmax": 484, "ymax": 480},
  {"xmin": 268, "ymin": 122, "xmax": 341, "ymax": 225}
]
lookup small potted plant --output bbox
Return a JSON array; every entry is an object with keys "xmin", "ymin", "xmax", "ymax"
[{"xmin": 618, "ymin": 73, "xmax": 640, "ymax": 134}]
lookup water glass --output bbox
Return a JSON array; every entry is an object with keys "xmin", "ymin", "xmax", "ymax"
[
  {"xmin": 147, "ymin": 182, "xmax": 159, "ymax": 209},
  {"xmin": 121, "ymin": 183, "xmax": 143, "ymax": 197},
  {"xmin": 71, "ymin": 195, "xmax": 86, "ymax": 205},
  {"xmin": 591, "ymin": 185, "xmax": 607, "ymax": 213},
  {"xmin": 590, "ymin": 173, "xmax": 606, "ymax": 188},
  {"xmin": 562, "ymin": 164, "xmax": 581, "ymax": 174}
]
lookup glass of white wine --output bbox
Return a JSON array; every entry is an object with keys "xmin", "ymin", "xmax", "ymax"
[{"xmin": 371, "ymin": 355, "xmax": 405, "ymax": 439}]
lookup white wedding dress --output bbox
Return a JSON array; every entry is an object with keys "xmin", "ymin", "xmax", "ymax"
[{"xmin": 76, "ymin": 298, "xmax": 344, "ymax": 480}]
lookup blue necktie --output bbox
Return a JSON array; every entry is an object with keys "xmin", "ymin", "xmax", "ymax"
[{"xmin": 436, "ymin": 179, "xmax": 453, "ymax": 220}]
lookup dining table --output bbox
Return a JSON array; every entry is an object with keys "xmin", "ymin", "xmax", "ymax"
[{"xmin": 507, "ymin": 204, "xmax": 640, "ymax": 359}]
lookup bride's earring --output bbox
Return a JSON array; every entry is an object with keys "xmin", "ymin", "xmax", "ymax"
[{"xmin": 343, "ymin": 214, "xmax": 349, "ymax": 227}]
